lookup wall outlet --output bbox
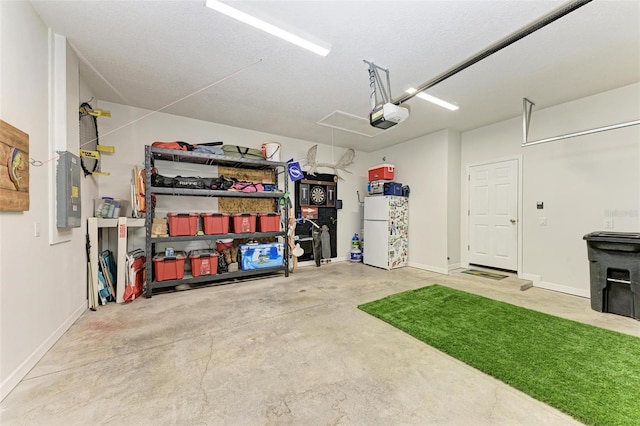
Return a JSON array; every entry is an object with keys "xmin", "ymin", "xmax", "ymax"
[
  {"xmin": 34, "ymin": 221, "xmax": 41, "ymax": 237},
  {"xmin": 538, "ymin": 217, "xmax": 547, "ymax": 226},
  {"xmin": 604, "ymin": 219, "xmax": 614, "ymax": 229}
]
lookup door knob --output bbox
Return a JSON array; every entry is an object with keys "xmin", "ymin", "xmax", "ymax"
[{"xmin": 510, "ymin": 219, "xmax": 516, "ymax": 224}]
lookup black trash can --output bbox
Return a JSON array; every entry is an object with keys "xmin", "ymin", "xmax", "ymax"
[{"xmin": 583, "ymin": 232, "xmax": 640, "ymax": 320}]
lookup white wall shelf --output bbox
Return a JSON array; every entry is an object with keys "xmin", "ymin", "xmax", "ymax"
[{"xmin": 87, "ymin": 217, "xmax": 145, "ymax": 304}]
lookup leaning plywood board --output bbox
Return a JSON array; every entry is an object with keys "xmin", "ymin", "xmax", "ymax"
[{"xmin": 0, "ymin": 120, "xmax": 30, "ymax": 211}]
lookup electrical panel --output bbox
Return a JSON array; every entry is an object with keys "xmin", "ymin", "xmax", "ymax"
[{"xmin": 56, "ymin": 151, "xmax": 82, "ymax": 228}]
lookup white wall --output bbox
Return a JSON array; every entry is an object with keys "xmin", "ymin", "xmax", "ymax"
[
  {"xmin": 461, "ymin": 83, "xmax": 640, "ymax": 296},
  {"xmin": 372, "ymin": 129, "xmax": 461, "ymax": 274},
  {"xmin": 447, "ymin": 130, "xmax": 461, "ymax": 268},
  {"xmin": 96, "ymin": 101, "xmax": 369, "ymax": 259},
  {"xmin": 0, "ymin": 2, "xmax": 94, "ymax": 400}
]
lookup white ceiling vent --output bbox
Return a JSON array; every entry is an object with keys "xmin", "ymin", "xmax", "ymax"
[{"xmin": 317, "ymin": 110, "xmax": 385, "ymax": 138}]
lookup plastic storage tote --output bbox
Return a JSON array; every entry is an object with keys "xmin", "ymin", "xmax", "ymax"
[
  {"xmin": 153, "ymin": 251, "xmax": 186, "ymax": 281},
  {"xmin": 201, "ymin": 213, "xmax": 229, "ymax": 235},
  {"xmin": 231, "ymin": 213, "xmax": 257, "ymax": 233},
  {"xmin": 167, "ymin": 213, "xmax": 199, "ymax": 236},
  {"xmin": 189, "ymin": 249, "xmax": 219, "ymax": 277},
  {"xmin": 257, "ymin": 213, "xmax": 281, "ymax": 232}
]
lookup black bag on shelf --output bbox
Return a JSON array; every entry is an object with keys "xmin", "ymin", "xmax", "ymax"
[
  {"xmin": 217, "ymin": 176, "xmax": 236, "ymax": 190},
  {"xmin": 152, "ymin": 173, "xmax": 235, "ymax": 191},
  {"xmin": 151, "ymin": 173, "xmax": 175, "ymax": 188},
  {"xmin": 173, "ymin": 176, "xmax": 206, "ymax": 189}
]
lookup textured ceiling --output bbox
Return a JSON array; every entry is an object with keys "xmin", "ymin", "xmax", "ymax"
[{"xmin": 30, "ymin": 0, "xmax": 640, "ymax": 152}]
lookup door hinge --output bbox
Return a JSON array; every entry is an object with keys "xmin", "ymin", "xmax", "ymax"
[
  {"xmin": 468, "ymin": 209, "xmax": 470, "ymax": 216},
  {"xmin": 468, "ymin": 175, "xmax": 470, "ymax": 181},
  {"xmin": 467, "ymin": 245, "xmax": 470, "ymax": 251}
]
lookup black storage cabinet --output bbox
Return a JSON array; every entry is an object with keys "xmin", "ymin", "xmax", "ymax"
[{"xmin": 583, "ymin": 232, "xmax": 640, "ymax": 320}]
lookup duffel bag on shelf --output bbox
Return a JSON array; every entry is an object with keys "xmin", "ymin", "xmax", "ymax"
[
  {"xmin": 151, "ymin": 172, "xmax": 175, "ymax": 188},
  {"xmin": 152, "ymin": 172, "xmax": 236, "ymax": 191},
  {"xmin": 222, "ymin": 145, "xmax": 264, "ymax": 160},
  {"xmin": 212, "ymin": 176, "xmax": 236, "ymax": 190},
  {"xmin": 229, "ymin": 181, "xmax": 264, "ymax": 193},
  {"xmin": 152, "ymin": 141, "xmax": 194, "ymax": 151},
  {"xmin": 152, "ymin": 141, "xmax": 223, "ymax": 151},
  {"xmin": 152, "ymin": 141, "xmax": 224, "ymax": 162},
  {"xmin": 173, "ymin": 176, "xmax": 207, "ymax": 189},
  {"xmin": 193, "ymin": 144, "xmax": 224, "ymax": 156}
]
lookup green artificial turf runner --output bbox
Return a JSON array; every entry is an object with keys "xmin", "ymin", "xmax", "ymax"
[{"xmin": 358, "ymin": 285, "xmax": 640, "ymax": 426}]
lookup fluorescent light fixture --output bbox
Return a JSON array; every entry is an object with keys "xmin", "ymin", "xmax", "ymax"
[
  {"xmin": 406, "ymin": 88, "xmax": 459, "ymax": 111},
  {"xmin": 205, "ymin": 0, "xmax": 330, "ymax": 57}
]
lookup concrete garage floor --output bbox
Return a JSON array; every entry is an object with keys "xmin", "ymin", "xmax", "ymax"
[{"xmin": 2, "ymin": 263, "xmax": 639, "ymax": 425}]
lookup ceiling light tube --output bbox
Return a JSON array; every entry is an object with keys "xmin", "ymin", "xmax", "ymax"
[
  {"xmin": 406, "ymin": 88, "xmax": 459, "ymax": 111},
  {"xmin": 205, "ymin": 0, "xmax": 330, "ymax": 57}
]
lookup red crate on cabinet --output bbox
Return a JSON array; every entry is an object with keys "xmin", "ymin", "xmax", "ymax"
[
  {"xmin": 257, "ymin": 213, "xmax": 281, "ymax": 232},
  {"xmin": 153, "ymin": 252, "xmax": 186, "ymax": 281},
  {"xmin": 201, "ymin": 213, "xmax": 229, "ymax": 235},
  {"xmin": 231, "ymin": 213, "xmax": 257, "ymax": 233},
  {"xmin": 368, "ymin": 164, "xmax": 395, "ymax": 181},
  {"xmin": 189, "ymin": 250, "xmax": 219, "ymax": 277},
  {"xmin": 167, "ymin": 213, "xmax": 199, "ymax": 236}
]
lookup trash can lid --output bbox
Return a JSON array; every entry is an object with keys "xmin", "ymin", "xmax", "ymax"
[{"xmin": 583, "ymin": 231, "xmax": 640, "ymax": 243}]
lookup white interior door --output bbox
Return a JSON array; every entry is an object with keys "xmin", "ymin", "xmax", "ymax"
[{"xmin": 468, "ymin": 159, "xmax": 518, "ymax": 271}]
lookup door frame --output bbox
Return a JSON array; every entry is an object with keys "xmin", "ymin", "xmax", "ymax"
[{"xmin": 463, "ymin": 155, "xmax": 523, "ymax": 275}]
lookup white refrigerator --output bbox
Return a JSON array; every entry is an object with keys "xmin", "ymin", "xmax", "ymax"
[{"xmin": 363, "ymin": 195, "xmax": 409, "ymax": 269}]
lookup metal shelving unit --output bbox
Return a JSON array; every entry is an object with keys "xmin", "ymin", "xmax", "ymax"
[{"xmin": 144, "ymin": 145, "xmax": 289, "ymax": 297}]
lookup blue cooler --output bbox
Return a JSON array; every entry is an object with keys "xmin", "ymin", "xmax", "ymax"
[
  {"xmin": 240, "ymin": 242, "xmax": 284, "ymax": 270},
  {"xmin": 383, "ymin": 182, "xmax": 403, "ymax": 196}
]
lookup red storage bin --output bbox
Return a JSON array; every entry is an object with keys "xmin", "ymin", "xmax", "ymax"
[
  {"xmin": 153, "ymin": 252, "xmax": 186, "ymax": 281},
  {"xmin": 189, "ymin": 250, "xmax": 219, "ymax": 277},
  {"xmin": 231, "ymin": 213, "xmax": 257, "ymax": 233},
  {"xmin": 368, "ymin": 164, "xmax": 395, "ymax": 181},
  {"xmin": 258, "ymin": 213, "xmax": 281, "ymax": 232},
  {"xmin": 167, "ymin": 213, "xmax": 199, "ymax": 236},
  {"xmin": 201, "ymin": 213, "xmax": 229, "ymax": 235}
]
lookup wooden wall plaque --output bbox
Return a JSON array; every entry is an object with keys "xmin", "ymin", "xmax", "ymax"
[{"xmin": 0, "ymin": 120, "xmax": 30, "ymax": 211}]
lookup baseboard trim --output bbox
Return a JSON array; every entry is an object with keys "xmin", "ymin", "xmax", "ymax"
[
  {"xmin": 408, "ymin": 262, "xmax": 449, "ymax": 275},
  {"xmin": 536, "ymin": 281, "xmax": 590, "ymax": 298},
  {"xmin": 297, "ymin": 257, "xmax": 347, "ymax": 268},
  {"xmin": 519, "ymin": 273, "xmax": 540, "ymax": 285},
  {"xmin": 1, "ymin": 301, "xmax": 87, "ymax": 401},
  {"xmin": 448, "ymin": 263, "xmax": 461, "ymax": 272}
]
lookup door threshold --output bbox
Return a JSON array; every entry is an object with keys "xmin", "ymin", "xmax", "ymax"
[{"xmin": 469, "ymin": 264, "xmax": 517, "ymax": 275}]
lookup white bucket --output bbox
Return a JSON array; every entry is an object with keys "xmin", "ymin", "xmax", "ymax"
[
  {"xmin": 261, "ymin": 142, "xmax": 281, "ymax": 162},
  {"xmin": 350, "ymin": 247, "xmax": 362, "ymax": 262}
]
